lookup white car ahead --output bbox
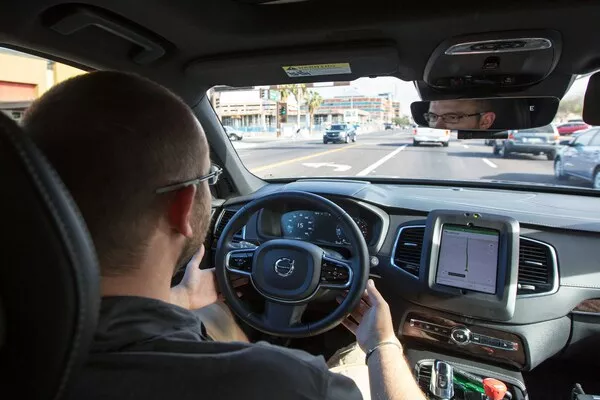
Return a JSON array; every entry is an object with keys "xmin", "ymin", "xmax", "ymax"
[{"xmin": 413, "ymin": 126, "xmax": 450, "ymax": 147}]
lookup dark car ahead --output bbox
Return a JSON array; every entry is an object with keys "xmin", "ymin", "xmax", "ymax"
[
  {"xmin": 493, "ymin": 124, "xmax": 560, "ymax": 160},
  {"xmin": 554, "ymin": 127, "xmax": 600, "ymax": 189},
  {"xmin": 323, "ymin": 123, "xmax": 357, "ymax": 144}
]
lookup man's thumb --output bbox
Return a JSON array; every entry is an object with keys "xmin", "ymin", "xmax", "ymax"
[
  {"xmin": 187, "ymin": 246, "xmax": 205, "ymax": 268},
  {"xmin": 366, "ymin": 279, "xmax": 383, "ymax": 305}
]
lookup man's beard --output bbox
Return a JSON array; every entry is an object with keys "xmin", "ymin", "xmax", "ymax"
[{"xmin": 174, "ymin": 194, "xmax": 211, "ymax": 275}]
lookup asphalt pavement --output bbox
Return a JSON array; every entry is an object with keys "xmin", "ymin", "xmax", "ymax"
[{"xmin": 232, "ymin": 129, "xmax": 590, "ymax": 189}]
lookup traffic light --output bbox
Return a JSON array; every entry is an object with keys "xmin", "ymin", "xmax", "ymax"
[
  {"xmin": 259, "ymin": 89, "xmax": 265, "ymax": 99},
  {"xmin": 278, "ymin": 102, "xmax": 288, "ymax": 122}
]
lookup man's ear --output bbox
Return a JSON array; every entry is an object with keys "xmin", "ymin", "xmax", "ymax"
[
  {"xmin": 167, "ymin": 185, "xmax": 197, "ymax": 238},
  {"xmin": 480, "ymin": 112, "xmax": 496, "ymax": 129}
]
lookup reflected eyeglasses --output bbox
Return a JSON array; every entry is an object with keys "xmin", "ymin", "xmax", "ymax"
[
  {"xmin": 155, "ymin": 164, "xmax": 223, "ymax": 194},
  {"xmin": 423, "ymin": 112, "xmax": 487, "ymax": 124}
]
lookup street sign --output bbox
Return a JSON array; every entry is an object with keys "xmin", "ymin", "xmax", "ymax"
[{"xmin": 268, "ymin": 90, "xmax": 280, "ymax": 101}]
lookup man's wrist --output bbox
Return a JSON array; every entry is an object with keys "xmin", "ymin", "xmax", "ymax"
[{"xmin": 365, "ymin": 339, "xmax": 403, "ymax": 364}]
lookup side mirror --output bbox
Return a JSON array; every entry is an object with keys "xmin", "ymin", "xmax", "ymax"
[{"xmin": 559, "ymin": 139, "xmax": 571, "ymax": 146}]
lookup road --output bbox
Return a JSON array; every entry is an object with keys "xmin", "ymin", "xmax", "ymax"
[{"xmin": 232, "ymin": 130, "xmax": 590, "ymax": 188}]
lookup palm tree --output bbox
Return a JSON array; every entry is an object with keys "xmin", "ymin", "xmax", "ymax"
[
  {"xmin": 290, "ymin": 84, "xmax": 308, "ymax": 128},
  {"xmin": 277, "ymin": 84, "xmax": 294, "ymax": 103},
  {"xmin": 306, "ymin": 90, "xmax": 323, "ymax": 134}
]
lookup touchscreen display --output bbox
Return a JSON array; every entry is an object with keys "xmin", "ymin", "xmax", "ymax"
[{"xmin": 435, "ymin": 225, "xmax": 499, "ymax": 294}]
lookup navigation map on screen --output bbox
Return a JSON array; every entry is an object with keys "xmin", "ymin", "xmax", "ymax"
[{"xmin": 436, "ymin": 225, "xmax": 499, "ymax": 294}]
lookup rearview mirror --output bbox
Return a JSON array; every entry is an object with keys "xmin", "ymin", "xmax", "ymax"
[{"xmin": 411, "ymin": 97, "xmax": 559, "ymax": 131}]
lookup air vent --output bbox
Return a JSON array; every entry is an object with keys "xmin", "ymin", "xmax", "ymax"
[
  {"xmin": 212, "ymin": 209, "xmax": 244, "ymax": 247},
  {"xmin": 416, "ymin": 363, "xmax": 432, "ymax": 392},
  {"xmin": 392, "ymin": 226, "xmax": 425, "ymax": 277},
  {"xmin": 517, "ymin": 237, "xmax": 556, "ymax": 295}
]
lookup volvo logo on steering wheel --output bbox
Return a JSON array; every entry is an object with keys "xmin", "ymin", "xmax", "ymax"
[{"xmin": 274, "ymin": 258, "xmax": 295, "ymax": 277}]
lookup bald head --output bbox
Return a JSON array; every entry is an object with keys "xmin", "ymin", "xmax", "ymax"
[{"xmin": 23, "ymin": 71, "xmax": 210, "ymax": 275}]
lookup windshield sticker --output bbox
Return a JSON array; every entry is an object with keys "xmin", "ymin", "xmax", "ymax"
[{"xmin": 282, "ymin": 63, "xmax": 352, "ymax": 77}]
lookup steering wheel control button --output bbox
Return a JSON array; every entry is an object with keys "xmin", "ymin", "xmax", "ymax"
[
  {"xmin": 320, "ymin": 257, "xmax": 351, "ymax": 288},
  {"xmin": 450, "ymin": 327, "xmax": 471, "ymax": 345},
  {"xmin": 230, "ymin": 253, "xmax": 252, "ymax": 271},
  {"xmin": 226, "ymin": 250, "xmax": 254, "ymax": 274}
]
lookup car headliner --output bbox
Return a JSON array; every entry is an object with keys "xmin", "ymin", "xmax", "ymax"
[{"xmin": 0, "ymin": 0, "xmax": 599, "ymax": 106}]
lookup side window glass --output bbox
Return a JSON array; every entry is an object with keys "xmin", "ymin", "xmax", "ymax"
[
  {"xmin": 589, "ymin": 132, "xmax": 600, "ymax": 146},
  {"xmin": 0, "ymin": 48, "xmax": 85, "ymax": 123},
  {"xmin": 574, "ymin": 131, "xmax": 594, "ymax": 146}
]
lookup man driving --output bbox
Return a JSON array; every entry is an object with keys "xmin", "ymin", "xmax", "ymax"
[
  {"xmin": 425, "ymin": 99, "xmax": 496, "ymax": 130},
  {"xmin": 23, "ymin": 71, "xmax": 425, "ymax": 400}
]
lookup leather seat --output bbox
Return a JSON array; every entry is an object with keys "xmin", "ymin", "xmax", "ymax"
[{"xmin": 0, "ymin": 112, "xmax": 100, "ymax": 399}]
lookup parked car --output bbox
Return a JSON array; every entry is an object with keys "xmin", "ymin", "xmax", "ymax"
[
  {"xmin": 554, "ymin": 127, "xmax": 600, "ymax": 189},
  {"xmin": 323, "ymin": 123, "xmax": 356, "ymax": 144},
  {"xmin": 223, "ymin": 125, "xmax": 244, "ymax": 141},
  {"xmin": 493, "ymin": 124, "xmax": 560, "ymax": 160},
  {"xmin": 384, "ymin": 122, "xmax": 394, "ymax": 130},
  {"xmin": 412, "ymin": 126, "xmax": 450, "ymax": 147},
  {"xmin": 556, "ymin": 121, "xmax": 590, "ymax": 135}
]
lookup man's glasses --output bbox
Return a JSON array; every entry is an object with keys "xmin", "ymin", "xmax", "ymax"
[
  {"xmin": 423, "ymin": 112, "xmax": 487, "ymax": 124},
  {"xmin": 155, "ymin": 164, "xmax": 223, "ymax": 194}
]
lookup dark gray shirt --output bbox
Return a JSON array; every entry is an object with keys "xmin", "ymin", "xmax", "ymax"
[{"xmin": 67, "ymin": 296, "xmax": 363, "ymax": 400}]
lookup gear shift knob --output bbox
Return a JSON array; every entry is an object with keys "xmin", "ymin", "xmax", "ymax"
[{"xmin": 429, "ymin": 360, "xmax": 454, "ymax": 399}]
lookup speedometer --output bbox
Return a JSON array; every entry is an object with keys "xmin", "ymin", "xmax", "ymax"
[
  {"xmin": 353, "ymin": 217, "xmax": 369, "ymax": 240},
  {"xmin": 335, "ymin": 217, "xmax": 369, "ymax": 244},
  {"xmin": 282, "ymin": 211, "xmax": 315, "ymax": 239}
]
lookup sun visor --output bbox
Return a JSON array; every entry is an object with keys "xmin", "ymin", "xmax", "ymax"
[
  {"xmin": 185, "ymin": 42, "xmax": 399, "ymax": 86},
  {"xmin": 583, "ymin": 71, "xmax": 600, "ymax": 125}
]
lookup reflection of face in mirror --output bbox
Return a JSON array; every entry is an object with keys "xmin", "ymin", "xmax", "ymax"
[{"xmin": 425, "ymin": 100, "xmax": 496, "ymax": 130}]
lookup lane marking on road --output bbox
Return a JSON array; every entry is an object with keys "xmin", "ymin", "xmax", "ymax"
[
  {"xmin": 252, "ymin": 143, "xmax": 360, "ymax": 172},
  {"xmin": 482, "ymin": 158, "xmax": 498, "ymax": 169},
  {"xmin": 232, "ymin": 142, "xmax": 258, "ymax": 150},
  {"xmin": 356, "ymin": 145, "xmax": 407, "ymax": 176},
  {"xmin": 463, "ymin": 145, "xmax": 470, "ymax": 149},
  {"xmin": 302, "ymin": 162, "xmax": 352, "ymax": 172}
]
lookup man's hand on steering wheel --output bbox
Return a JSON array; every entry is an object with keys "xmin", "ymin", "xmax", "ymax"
[
  {"xmin": 171, "ymin": 245, "xmax": 249, "ymax": 310},
  {"xmin": 337, "ymin": 279, "xmax": 400, "ymax": 352}
]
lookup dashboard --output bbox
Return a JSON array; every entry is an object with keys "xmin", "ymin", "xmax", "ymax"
[
  {"xmin": 280, "ymin": 210, "xmax": 369, "ymax": 244},
  {"xmin": 212, "ymin": 179, "xmax": 600, "ymax": 372},
  {"xmin": 255, "ymin": 198, "xmax": 386, "ymax": 250}
]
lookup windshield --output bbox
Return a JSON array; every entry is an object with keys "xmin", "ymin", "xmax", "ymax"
[
  {"xmin": 330, "ymin": 124, "xmax": 347, "ymax": 130},
  {"xmin": 208, "ymin": 76, "xmax": 592, "ymax": 191}
]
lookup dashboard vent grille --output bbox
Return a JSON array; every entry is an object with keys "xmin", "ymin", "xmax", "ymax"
[
  {"xmin": 212, "ymin": 209, "xmax": 244, "ymax": 247},
  {"xmin": 517, "ymin": 237, "xmax": 556, "ymax": 295},
  {"xmin": 416, "ymin": 363, "xmax": 432, "ymax": 392},
  {"xmin": 392, "ymin": 226, "xmax": 425, "ymax": 277}
]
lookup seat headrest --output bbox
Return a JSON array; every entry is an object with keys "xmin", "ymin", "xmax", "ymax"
[
  {"xmin": 583, "ymin": 71, "xmax": 600, "ymax": 125},
  {"xmin": 0, "ymin": 112, "xmax": 100, "ymax": 399}
]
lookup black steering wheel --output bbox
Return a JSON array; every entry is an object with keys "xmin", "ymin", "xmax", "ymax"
[{"xmin": 215, "ymin": 191, "xmax": 370, "ymax": 337}]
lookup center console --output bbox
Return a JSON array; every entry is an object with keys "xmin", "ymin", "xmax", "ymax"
[
  {"xmin": 400, "ymin": 210, "xmax": 526, "ymax": 399},
  {"xmin": 402, "ymin": 312, "xmax": 525, "ymax": 368},
  {"xmin": 422, "ymin": 210, "xmax": 519, "ymax": 321}
]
